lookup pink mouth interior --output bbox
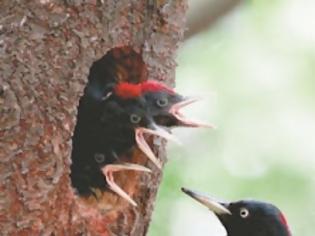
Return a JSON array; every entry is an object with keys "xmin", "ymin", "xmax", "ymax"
[
  {"xmin": 135, "ymin": 125, "xmax": 180, "ymax": 169},
  {"xmin": 135, "ymin": 129, "xmax": 162, "ymax": 169},
  {"xmin": 169, "ymin": 98, "xmax": 214, "ymax": 128},
  {"xmin": 102, "ymin": 163, "xmax": 151, "ymax": 206}
]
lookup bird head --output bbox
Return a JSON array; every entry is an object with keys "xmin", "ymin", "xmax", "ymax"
[
  {"xmin": 181, "ymin": 187, "xmax": 291, "ymax": 236},
  {"xmin": 99, "ymin": 82, "xmax": 179, "ymax": 169},
  {"xmin": 141, "ymin": 80, "xmax": 213, "ymax": 128}
]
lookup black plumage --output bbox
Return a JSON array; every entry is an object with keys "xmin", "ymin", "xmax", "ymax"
[
  {"xmin": 70, "ymin": 77, "xmax": 209, "ymax": 205},
  {"xmin": 71, "ymin": 90, "xmax": 152, "ymax": 197},
  {"xmin": 182, "ymin": 188, "xmax": 291, "ymax": 236}
]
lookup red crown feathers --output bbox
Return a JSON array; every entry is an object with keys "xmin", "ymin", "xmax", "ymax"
[
  {"xmin": 114, "ymin": 83, "xmax": 142, "ymax": 99},
  {"xmin": 141, "ymin": 80, "xmax": 175, "ymax": 94},
  {"xmin": 279, "ymin": 212, "xmax": 290, "ymax": 233},
  {"xmin": 114, "ymin": 81, "xmax": 175, "ymax": 99}
]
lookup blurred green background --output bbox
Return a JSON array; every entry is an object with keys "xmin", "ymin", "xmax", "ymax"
[{"xmin": 148, "ymin": 0, "xmax": 315, "ymax": 235}]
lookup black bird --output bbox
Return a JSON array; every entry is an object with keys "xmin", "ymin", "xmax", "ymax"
[
  {"xmin": 71, "ymin": 82, "xmax": 177, "ymax": 206},
  {"xmin": 71, "ymin": 78, "xmax": 210, "ymax": 206},
  {"xmin": 101, "ymin": 82, "xmax": 179, "ymax": 168},
  {"xmin": 141, "ymin": 80, "xmax": 213, "ymax": 128},
  {"xmin": 181, "ymin": 187, "xmax": 291, "ymax": 236}
]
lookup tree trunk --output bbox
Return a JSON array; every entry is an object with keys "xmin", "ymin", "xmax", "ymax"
[{"xmin": 0, "ymin": 0, "xmax": 187, "ymax": 235}]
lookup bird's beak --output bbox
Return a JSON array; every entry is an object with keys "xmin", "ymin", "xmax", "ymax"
[
  {"xmin": 135, "ymin": 123, "xmax": 180, "ymax": 169},
  {"xmin": 181, "ymin": 187, "xmax": 232, "ymax": 215},
  {"xmin": 169, "ymin": 97, "xmax": 214, "ymax": 128},
  {"xmin": 102, "ymin": 163, "xmax": 151, "ymax": 206}
]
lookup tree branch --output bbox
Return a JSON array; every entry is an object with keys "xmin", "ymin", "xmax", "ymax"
[{"xmin": 185, "ymin": 0, "xmax": 242, "ymax": 39}]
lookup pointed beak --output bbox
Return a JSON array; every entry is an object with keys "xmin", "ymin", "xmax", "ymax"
[
  {"xmin": 145, "ymin": 123, "xmax": 181, "ymax": 145},
  {"xmin": 169, "ymin": 97, "xmax": 214, "ymax": 128},
  {"xmin": 135, "ymin": 123, "xmax": 180, "ymax": 169},
  {"xmin": 181, "ymin": 187, "xmax": 232, "ymax": 215},
  {"xmin": 102, "ymin": 163, "xmax": 151, "ymax": 206},
  {"xmin": 107, "ymin": 163, "xmax": 152, "ymax": 173}
]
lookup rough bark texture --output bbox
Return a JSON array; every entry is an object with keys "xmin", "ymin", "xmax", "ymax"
[{"xmin": 0, "ymin": 0, "xmax": 187, "ymax": 235}]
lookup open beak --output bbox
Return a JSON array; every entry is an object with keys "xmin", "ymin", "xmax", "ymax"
[
  {"xmin": 102, "ymin": 163, "xmax": 151, "ymax": 206},
  {"xmin": 135, "ymin": 124, "xmax": 180, "ymax": 169},
  {"xmin": 181, "ymin": 187, "xmax": 232, "ymax": 215},
  {"xmin": 169, "ymin": 97, "xmax": 214, "ymax": 128}
]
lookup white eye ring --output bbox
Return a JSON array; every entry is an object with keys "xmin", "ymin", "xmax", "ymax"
[
  {"xmin": 240, "ymin": 208, "xmax": 250, "ymax": 218},
  {"xmin": 130, "ymin": 114, "xmax": 142, "ymax": 124},
  {"xmin": 94, "ymin": 153, "xmax": 105, "ymax": 163},
  {"xmin": 156, "ymin": 98, "xmax": 168, "ymax": 107}
]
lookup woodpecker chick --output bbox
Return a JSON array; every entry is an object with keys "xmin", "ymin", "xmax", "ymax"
[
  {"xmin": 101, "ymin": 82, "xmax": 179, "ymax": 169},
  {"xmin": 71, "ymin": 79, "xmax": 207, "ymax": 206},
  {"xmin": 181, "ymin": 188, "xmax": 291, "ymax": 236},
  {"xmin": 94, "ymin": 81, "xmax": 210, "ymax": 205},
  {"xmin": 71, "ymin": 82, "xmax": 177, "ymax": 206},
  {"xmin": 141, "ymin": 80, "xmax": 213, "ymax": 128}
]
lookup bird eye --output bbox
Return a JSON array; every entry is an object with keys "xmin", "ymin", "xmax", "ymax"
[
  {"xmin": 240, "ymin": 208, "xmax": 250, "ymax": 218},
  {"xmin": 130, "ymin": 114, "xmax": 142, "ymax": 124},
  {"xmin": 94, "ymin": 153, "xmax": 105, "ymax": 163},
  {"xmin": 156, "ymin": 98, "xmax": 168, "ymax": 107}
]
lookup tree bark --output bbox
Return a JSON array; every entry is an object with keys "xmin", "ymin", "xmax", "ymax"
[{"xmin": 0, "ymin": 0, "xmax": 187, "ymax": 235}]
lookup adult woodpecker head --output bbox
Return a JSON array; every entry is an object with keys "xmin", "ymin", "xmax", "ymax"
[
  {"xmin": 141, "ymin": 80, "xmax": 213, "ymax": 128},
  {"xmin": 181, "ymin": 188, "xmax": 291, "ymax": 236}
]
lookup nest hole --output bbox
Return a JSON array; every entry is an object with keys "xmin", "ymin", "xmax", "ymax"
[{"xmin": 70, "ymin": 46, "xmax": 148, "ymax": 198}]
